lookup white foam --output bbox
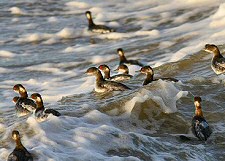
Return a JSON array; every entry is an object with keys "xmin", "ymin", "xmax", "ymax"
[
  {"xmin": 63, "ymin": 47, "xmax": 76, "ymax": 53},
  {"xmin": 98, "ymin": 32, "xmax": 130, "ymax": 40},
  {"xmin": 48, "ymin": 17, "xmax": 58, "ymax": 23},
  {"xmin": 169, "ymin": 50, "xmax": 187, "ymax": 62},
  {"xmin": 0, "ymin": 50, "xmax": 16, "ymax": 58},
  {"xmin": 212, "ymin": 3, "xmax": 225, "ymax": 19},
  {"xmin": 108, "ymin": 21, "xmax": 121, "ymax": 28},
  {"xmin": 91, "ymin": 55, "xmax": 115, "ymax": 64},
  {"xmin": 25, "ymin": 63, "xmax": 69, "ymax": 75},
  {"xmin": 0, "ymin": 67, "xmax": 11, "ymax": 73},
  {"xmin": 65, "ymin": 1, "xmax": 90, "ymax": 9},
  {"xmin": 0, "ymin": 148, "xmax": 8, "ymax": 161},
  {"xmin": 135, "ymin": 30, "xmax": 160, "ymax": 37},
  {"xmin": 0, "ymin": 108, "xmax": 184, "ymax": 160},
  {"xmin": 210, "ymin": 3, "xmax": 225, "ymax": 28},
  {"xmin": 97, "ymin": 29, "xmax": 160, "ymax": 40},
  {"xmin": 65, "ymin": 44, "xmax": 97, "ymax": 52},
  {"xmin": 42, "ymin": 37, "xmax": 60, "ymax": 45},
  {"xmin": 56, "ymin": 28, "xmax": 77, "ymax": 39},
  {"xmin": 9, "ymin": 7, "xmax": 25, "ymax": 15},
  {"xmin": 126, "ymin": 65, "xmax": 141, "ymax": 76},
  {"xmin": 12, "ymin": 17, "xmax": 20, "ymax": 22},
  {"xmin": 124, "ymin": 80, "xmax": 188, "ymax": 114},
  {"xmin": 17, "ymin": 33, "xmax": 53, "ymax": 43},
  {"xmin": 17, "ymin": 27, "xmax": 82, "ymax": 44},
  {"xmin": 0, "ymin": 123, "xmax": 6, "ymax": 132},
  {"xmin": 159, "ymin": 41, "xmax": 175, "ymax": 49}
]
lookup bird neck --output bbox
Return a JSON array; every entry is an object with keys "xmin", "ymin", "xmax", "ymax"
[
  {"xmin": 19, "ymin": 91, "xmax": 28, "ymax": 98},
  {"xmin": 143, "ymin": 74, "xmax": 154, "ymax": 85},
  {"xmin": 15, "ymin": 138, "xmax": 24, "ymax": 149},
  {"xmin": 213, "ymin": 47, "xmax": 222, "ymax": 58},
  {"xmin": 88, "ymin": 17, "xmax": 95, "ymax": 27},
  {"xmin": 36, "ymin": 99, "xmax": 44, "ymax": 109},
  {"xmin": 195, "ymin": 106, "xmax": 204, "ymax": 117},
  {"xmin": 120, "ymin": 55, "xmax": 127, "ymax": 63},
  {"xmin": 104, "ymin": 70, "xmax": 110, "ymax": 79},
  {"xmin": 95, "ymin": 70, "xmax": 104, "ymax": 82}
]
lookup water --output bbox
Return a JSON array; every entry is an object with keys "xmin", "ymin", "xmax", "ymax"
[{"xmin": 1, "ymin": 0, "xmax": 225, "ymax": 160}]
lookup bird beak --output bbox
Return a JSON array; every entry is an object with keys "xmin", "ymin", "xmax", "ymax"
[{"xmin": 85, "ymin": 71, "xmax": 91, "ymax": 75}]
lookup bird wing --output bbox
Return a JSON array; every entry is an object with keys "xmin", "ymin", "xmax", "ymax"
[
  {"xmin": 7, "ymin": 152, "xmax": 18, "ymax": 161},
  {"xmin": 15, "ymin": 100, "xmax": 30, "ymax": 117},
  {"xmin": 214, "ymin": 57, "xmax": 225, "ymax": 70},
  {"xmin": 192, "ymin": 117, "xmax": 212, "ymax": 141},
  {"xmin": 160, "ymin": 77, "xmax": 179, "ymax": 82},
  {"xmin": 91, "ymin": 25, "xmax": 114, "ymax": 33},
  {"xmin": 110, "ymin": 74, "xmax": 132, "ymax": 82},
  {"xmin": 45, "ymin": 109, "xmax": 61, "ymax": 116},
  {"xmin": 8, "ymin": 148, "xmax": 30, "ymax": 161},
  {"xmin": 102, "ymin": 81, "xmax": 130, "ymax": 91},
  {"xmin": 129, "ymin": 60, "xmax": 144, "ymax": 67},
  {"xmin": 17, "ymin": 98, "xmax": 36, "ymax": 112},
  {"xmin": 35, "ymin": 108, "xmax": 48, "ymax": 122}
]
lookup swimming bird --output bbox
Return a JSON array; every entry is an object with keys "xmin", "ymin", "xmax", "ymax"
[
  {"xmin": 191, "ymin": 96, "xmax": 212, "ymax": 141},
  {"xmin": 114, "ymin": 64, "xmax": 133, "ymax": 81},
  {"xmin": 31, "ymin": 93, "xmax": 61, "ymax": 122},
  {"xmin": 139, "ymin": 66, "xmax": 178, "ymax": 85},
  {"xmin": 7, "ymin": 130, "xmax": 33, "ymax": 161},
  {"xmin": 13, "ymin": 84, "xmax": 36, "ymax": 116},
  {"xmin": 117, "ymin": 48, "xmax": 144, "ymax": 67},
  {"xmin": 86, "ymin": 67, "xmax": 130, "ymax": 92},
  {"xmin": 85, "ymin": 11, "xmax": 115, "ymax": 34},
  {"xmin": 98, "ymin": 64, "xmax": 132, "ymax": 81},
  {"xmin": 204, "ymin": 44, "xmax": 225, "ymax": 75},
  {"xmin": 12, "ymin": 96, "xmax": 30, "ymax": 117}
]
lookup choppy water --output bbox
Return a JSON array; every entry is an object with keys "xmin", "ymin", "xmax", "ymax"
[{"xmin": 1, "ymin": 0, "xmax": 225, "ymax": 160}]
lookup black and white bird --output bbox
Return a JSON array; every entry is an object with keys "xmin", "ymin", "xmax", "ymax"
[
  {"xmin": 114, "ymin": 64, "xmax": 133, "ymax": 81},
  {"xmin": 7, "ymin": 130, "xmax": 33, "ymax": 161},
  {"xmin": 31, "ymin": 93, "xmax": 61, "ymax": 122},
  {"xmin": 204, "ymin": 44, "xmax": 225, "ymax": 75},
  {"xmin": 117, "ymin": 48, "xmax": 144, "ymax": 67},
  {"xmin": 98, "ymin": 64, "xmax": 132, "ymax": 82},
  {"xmin": 86, "ymin": 67, "xmax": 130, "ymax": 93},
  {"xmin": 13, "ymin": 84, "xmax": 36, "ymax": 117},
  {"xmin": 85, "ymin": 11, "xmax": 115, "ymax": 34},
  {"xmin": 139, "ymin": 66, "xmax": 178, "ymax": 86},
  {"xmin": 191, "ymin": 96, "xmax": 212, "ymax": 141}
]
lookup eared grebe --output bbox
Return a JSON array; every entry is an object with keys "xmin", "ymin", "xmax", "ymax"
[
  {"xmin": 98, "ymin": 64, "xmax": 132, "ymax": 81},
  {"xmin": 117, "ymin": 48, "xmax": 144, "ymax": 67},
  {"xmin": 31, "ymin": 93, "xmax": 61, "ymax": 122},
  {"xmin": 13, "ymin": 84, "xmax": 36, "ymax": 116},
  {"xmin": 204, "ymin": 44, "xmax": 225, "ymax": 75},
  {"xmin": 139, "ymin": 66, "xmax": 178, "ymax": 85},
  {"xmin": 98, "ymin": 64, "xmax": 111, "ymax": 80},
  {"xmin": 7, "ymin": 130, "xmax": 33, "ymax": 161},
  {"xmin": 85, "ymin": 11, "xmax": 115, "ymax": 34},
  {"xmin": 86, "ymin": 67, "xmax": 130, "ymax": 92},
  {"xmin": 113, "ymin": 64, "xmax": 133, "ymax": 81},
  {"xmin": 12, "ymin": 96, "xmax": 30, "ymax": 117},
  {"xmin": 191, "ymin": 96, "xmax": 212, "ymax": 141}
]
